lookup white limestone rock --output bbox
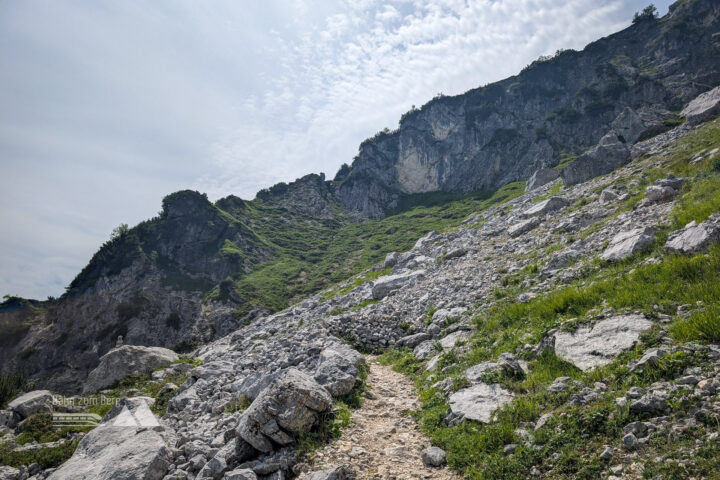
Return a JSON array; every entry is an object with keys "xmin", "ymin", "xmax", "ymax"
[{"xmin": 554, "ymin": 315, "xmax": 653, "ymax": 371}]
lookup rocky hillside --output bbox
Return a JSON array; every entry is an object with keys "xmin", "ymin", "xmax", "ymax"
[
  {"xmin": 1, "ymin": 86, "xmax": 719, "ymax": 480},
  {"xmin": 3, "ymin": 0, "xmax": 720, "ymax": 395},
  {"xmin": 1, "ymin": 1, "xmax": 720, "ymax": 478}
]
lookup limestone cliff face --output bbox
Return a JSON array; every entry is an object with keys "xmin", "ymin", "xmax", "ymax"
[{"xmin": 337, "ymin": 0, "xmax": 720, "ymax": 218}]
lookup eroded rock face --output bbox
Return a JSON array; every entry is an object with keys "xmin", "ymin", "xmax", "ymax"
[
  {"xmin": 665, "ymin": 213, "xmax": 720, "ymax": 254},
  {"xmin": 236, "ymin": 369, "xmax": 333, "ymax": 453},
  {"xmin": 48, "ymin": 398, "xmax": 171, "ymax": 480},
  {"xmin": 448, "ymin": 383, "xmax": 514, "ymax": 423},
  {"xmin": 554, "ymin": 315, "xmax": 653, "ymax": 370},
  {"xmin": 83, "ymin": 345, "xmax": 179, "ymax": 394}
]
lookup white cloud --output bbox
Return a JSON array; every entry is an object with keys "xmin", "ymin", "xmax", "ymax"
[{"xmin": 0, "ymin": 0, "xmax": 673, "ymax": 298}]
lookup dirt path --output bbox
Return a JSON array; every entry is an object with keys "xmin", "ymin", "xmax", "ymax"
[{"xmin": 304, "ymin": 356, "xmax": 462, "ymax": 480}]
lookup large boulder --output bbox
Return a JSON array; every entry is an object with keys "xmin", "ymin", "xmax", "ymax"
[
  {"xmin": 554, "ymin": 315, "xmax": 653, "ymax": 370},
  {"xmin": 508, "ymin": 217, "xmax": 541, "ymax": 238},
  {"xmin": 313, "ymin": 343, "xmax": 365, "ymax": 397},
  {"xmin": 521, "ymin": 197, "xmax": 569, "ymax": 218},
  {"xmin": 48, "ymin": 398, "xmax": 171, "ymax": 480},
  {"xmin": 236, "ymin": 369, "xmax": 332, "ymax": 453},
  {"xmin": 600, "ymin": 227, "xmax": 655, "ymax": 261},
  {"xmin": 448, "ymin": 383, "xmax": 514, "ymax": 423},
  {"xmin": 525, "ymin": 168, "xmax": 560, "ymax": 191},
  {"xmin": 7, "ymin": 390, "xmax": 55, "ymax": 420},
  {"xmin": 681, "ymin": 86, "xmax": 720, "ymax": 126},
  {"xmin": 371, "ymin": 270, "xmax": 425, "ymax": 299},
  {"xmin": 665, "ymin": 213, "xmax": 720, "ymax": 254},
  {"xmin": 83, "ymin": 345, "xmax": 179, "ymax": 394},
  {"xmin": 0, "ymin": 466, "xmax": 20, "ymax": 480},
  {"xmin": 562, "ymin": 108, "xmax": 646, "ymax": 186},
  {"xmin": 562, "ymin": 142, "xmax": 630, "ymax": 186}
]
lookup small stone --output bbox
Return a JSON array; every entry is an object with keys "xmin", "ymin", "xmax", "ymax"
[
  {"xmin": 623, "ymin": 433, "xmax": 639, "ymax": 450},
  {"xmin": 421, "ymin": 446, "xmax": 446, "ymax": 467},
  {"xmin": 503, "ymin": 444, "xmax": 518, "ymax": 455},
  {"xmin": 599, "ymin": 446, "xmax": 613, "ymax": 461}
]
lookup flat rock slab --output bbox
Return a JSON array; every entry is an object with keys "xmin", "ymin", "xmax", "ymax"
[
  {"xmin": 554, "ymin": 315, "xmax": 653, "ymax": 371},
  {"xmin": 449, "ymin": 383, "xmax": 514, "ymax": 423},
  {"xmin": 371, "ymin": 270, "xmax": 425, "ymax": 300},
  {"xmin": 600, "ymin": 227, "xmax": 655, "ymax": 261},
  {"xmin": 83, "ymin": 345, "xmax": 179, "ymax": 394},
  {"xmin": 508, "ymin": 217, "xmax": 541, "ymax": 238},
  {"xmin": 521, "ymin": 197, "xmax": 569, "ymax": 218},
  {"xmin": 665, "ymin": 213, "xmax": 720, "ymax": 254}
]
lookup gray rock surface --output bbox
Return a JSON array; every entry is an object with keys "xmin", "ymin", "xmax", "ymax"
[
  {"xmin": 313, "ymin": 344, "xmax": 365, "ymax": 397},
  {"xmin": 554, "ymin": 315, "xmax": 653, "ymax": 370},
  {"xmin": 665, "ymin": 213, "xmax": 720, "ymax": 254},
  {"xmin": 224, "ymin": 470, "xmax": 258, "ymax": 480},
  {"xmin": 371, "ymin": 270, "xmax": 425, "ymax": 300},
  {"xmin": 83, "ymin": 345, "xmax": 179, "ymax": 394},
  {"xmin": 303, "ymin": 466, "xmax": 353, "ymax": 480},
  {"xmin": 48, "ymin": 398, "xmax": 171, "ymax": 480},
  {"xmin": 7, "ymin": 390, "xmax": 55, "ymax": 420},
  {"xmin": 448, "ymin": 383, "xmax": 514, "ymax": 423},
  {"xmin": 681, "ymin": 85, "xmax": 720, "ymax": 125},
  {"xmin": 600, "ymin": 227, "xmax": 655, "ymax": 261},
  {"xmin": 521, "ymin": 197, "xmax": 569, "ymax": 218},
  {"xmin": 0, "ymin": 466, "xmax": 20, "ymax": 480},
  {"xmin": 508, "ymin": 217, "xmax": 541, "ymax": 238},
  {"xmin": 526, "ymin": 169, "xmax": 560, "ymax": 191},
  {"xmin": 236, "ymin": 369, "xmax": 332, "ymax": 453},
  {"xmin": 421, "ymin": 446, "xmax": 447, "ymax": 467}
]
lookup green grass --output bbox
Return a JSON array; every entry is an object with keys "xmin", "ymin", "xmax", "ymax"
[
  {"xmin": 229, "ymin": 181, "xmax": 524, "ymax": 316},
  {"xmin": 0, "ymin": 440, "xmax": 78, "ymax": 470}
]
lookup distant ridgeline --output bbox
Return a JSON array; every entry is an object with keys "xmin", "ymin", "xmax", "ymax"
[{"xmin": 1, "ymin": 0, "xmax": 719, "ymax": 392}]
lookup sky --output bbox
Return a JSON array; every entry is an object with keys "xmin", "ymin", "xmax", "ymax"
[{"xmin": 0, "ymin": 0, "xmax": 674, "ymax": 299}]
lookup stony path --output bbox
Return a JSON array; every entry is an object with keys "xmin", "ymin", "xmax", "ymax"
[{"xmin": 304, "ymin": 356, "xmax": 462, "ymax": 480}]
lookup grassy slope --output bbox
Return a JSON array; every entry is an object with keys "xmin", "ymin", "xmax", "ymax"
[
  {"xmin": 380, "ymin": 118, "xmax": 720, "ymax": 480},
  {"xmin": 225, "ymin": 182, "xmax": 525, "ymax": 316}
]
